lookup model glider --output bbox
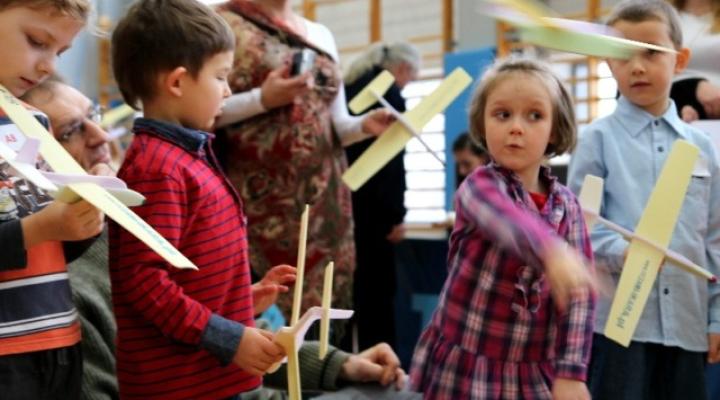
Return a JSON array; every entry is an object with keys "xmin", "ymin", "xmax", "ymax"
[
  {"xmin": 342, "ymin": 67, "xmax": 472, "ymax": 191},
  {"xmin": 0, "ymin": 85, "xmax": 197, "ymax": 270},
  {"xmin": 480, "ymin": 0, "xmax": 677, "ymax": 58},
  {"xmin": 578, "ymin": 140, "xmax": 707, "ymax": 346},
  {"xmin": 270, "ymin": 205, "xmax": 353, "ymax": 400}
]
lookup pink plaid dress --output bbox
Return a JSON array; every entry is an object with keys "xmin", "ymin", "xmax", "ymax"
[{"xmin": 409, "ymin": 164, "xmax": 595, "ymax": 399}]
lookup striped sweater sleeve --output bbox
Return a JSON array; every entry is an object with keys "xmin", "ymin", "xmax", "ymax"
[{"xmin": 110, "ymin": 173, "xmax": 212, "ymax": 346}]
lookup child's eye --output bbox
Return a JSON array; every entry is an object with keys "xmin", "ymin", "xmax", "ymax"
[
  {"xmin": 26, "ymin": 35, "xmax": 47, "ymax": 50},
  {"xmin": 528, "ymin": 111, "xmax": 543, "ymax": 121},
  {"xmin": 645, "ymin": 49, "xmax": 660, "ymax": 57},
  {"xmin": 494, "ymin": 110, "xmax": 510, "ymax": 119}
]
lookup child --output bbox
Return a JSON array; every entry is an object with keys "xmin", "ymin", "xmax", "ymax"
[
  {"xmin": 0, "ymin": 1, "xmax": 105, "ymax": 399},
  {"xmin": 408, "ymin": 58, "xmax": 595, "ymax": 400},
  {"xmin": 567, "ymin": 1, "xmax": 720, "ymax": 399},
  {"xmin": 452, "ymin": 131, "xmax": 489, "ymax": 185},
  {"xmin": 109, "ymin": 0, "xmax": 285, "ymax": 398}
]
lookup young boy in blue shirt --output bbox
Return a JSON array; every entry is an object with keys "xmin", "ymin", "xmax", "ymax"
[{"xmin": 568, "ymin": 1, "xmax": 720, "ymax": 399}]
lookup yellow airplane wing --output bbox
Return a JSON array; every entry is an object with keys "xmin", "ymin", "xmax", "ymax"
[
  {"xmin": 342, "ymin": 67, "xmax": 472, "ymax": 191},
  {"xmin": 604, "ymin": 140, "xmax": 699, "ymax": 346},
  {"xmin": 0, "ymin": 85, "xmax": 197, "ymax": 270},
  {"xmin": 348, "ymin": 70, "xmax": 395, "ymax": 114}
]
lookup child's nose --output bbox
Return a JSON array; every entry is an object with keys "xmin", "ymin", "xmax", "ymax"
[
  {"xmin": 629, "ymin": 57, "xmax": 646, "ymax": 75},
  {"xmin": 509, "ymin": 117, "xmax": 524, "ymax": 134}
]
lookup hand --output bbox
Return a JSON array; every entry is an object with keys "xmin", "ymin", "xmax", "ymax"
[
  {"xmin": 543, "ymin": 242, "xmax": 594, "ymax": 313},
  {"xmin": 252, "ymin": 264, "xmax": 296, "ymax": 315},
  {"xmin": 552, "ymin": 378, "xmax": 590, "ymax": 400},
  {"xmin": 89, "ymin": 162, "xmax": 115, "ymax": 177},
  {"xmin": 339, "ymin": 343, "xmax": 406, "ymax": 390},
  {"xmin": 361, "ymin": 109, "xmax": 396, "ymax": 136},
  {"xmin": 260, "ymin": 65, "xmax": 312, "ymax": 109},
  {"xmin": 697, "ymin": 80, "xmax": 720, "ymax": 118},
  {"xmin": 708, "ymin": 333, "xmax": 720, "ymax": 363},
  {"xmin": 28, "ymin": 200, "xmax": 104, "ymax": 244},
  {"xmin": 385, "ymin": 224, "xmax": 405, "ymax": 244},
  {"xmin": 681, "ymin": 105, "xmax": 700, "ymax": 123},
  {"xmin": 233, "ymin": 327, "xmax": 285, "ymax": 375}
]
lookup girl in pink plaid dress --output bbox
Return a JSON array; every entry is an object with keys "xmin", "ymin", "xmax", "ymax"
[{"xmin": 408, "ymin": 58, "xmax": 596, "ymax": 400}]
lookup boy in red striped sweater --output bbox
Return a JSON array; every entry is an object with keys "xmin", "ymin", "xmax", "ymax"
[{"xmin": 108, "ymin": 0, "xmax": 285, "ymax": 398}]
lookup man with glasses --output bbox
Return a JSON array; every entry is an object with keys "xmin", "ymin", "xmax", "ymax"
[{"xmin": 24, "ymin": 78, "xmax": 112, "ymax": 173}]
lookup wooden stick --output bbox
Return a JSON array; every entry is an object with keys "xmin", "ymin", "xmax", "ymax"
[
  {"xmin": 319, "ymin": 261, "xmax": 334, "ymax": 359},
  {"xmin": 291, "ymin": 204, "xmax": 309, "ymax": 326}
]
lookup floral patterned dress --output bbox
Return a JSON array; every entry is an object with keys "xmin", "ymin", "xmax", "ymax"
[{"xmin": 217, "ymin": 1, "xmax": 355, "ymax": 319}]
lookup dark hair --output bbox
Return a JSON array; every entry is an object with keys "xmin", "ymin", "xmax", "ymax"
[
  {"xmin": 468, "ymin": 57, "xmax": 577, "ymax": 157},
  {"xmin": 0, "ymin": 0, "xmax": 90, "ymax": 21},
  {"xmin": 452, "ymin": 132, "xmax": 486, "ymax": 157},
  {"xmin": 607, "ymin": 0, "xmax": 683, "ymax": 49},
  {"xmin": 111, "ymin": 0, "xmax": 235, "ymax": 109}
]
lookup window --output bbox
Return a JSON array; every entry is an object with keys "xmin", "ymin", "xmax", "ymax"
[{"xmin": 401, "ymin": 78, "xmax": 448, "ymax": 224}]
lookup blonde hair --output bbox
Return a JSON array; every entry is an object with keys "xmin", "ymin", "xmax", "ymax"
[
  {"xmin": 668, "ymin": 0, "xmax": 720, "ymax": 32},
  {"xmin": 344, "ymin": 42, "xmax": 420, "ymax": 85},
  {"xmin": 0, "ymin": 0, "xmax": 91, "ymax": 21},
  {"xmin": 468, "ymin": 57, "xmax": 577, "ymax": 157}
]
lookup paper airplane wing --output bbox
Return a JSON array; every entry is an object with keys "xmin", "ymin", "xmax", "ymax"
[
  {"xmin": 348, "ymin": 70, "xmax": 395, "ymax": 114},
  {"xmin": 0, "ymin": 85, "xmax": 197, "ymax": 270},
  {"xmin": 604, "ymin": 140, "xmax": 699, "ymax": 346},
  {"xmin": 578, "ymin": 175, "xmax": 604, "ymax": 228},
  {"xmin": 342, "ymin": 67, "xmax": 472, "ymax": 191}
]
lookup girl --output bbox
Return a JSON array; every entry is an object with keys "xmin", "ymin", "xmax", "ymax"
[{"xmin": 408, "ymin": 58, "xmax": 595, "ymax": 400}]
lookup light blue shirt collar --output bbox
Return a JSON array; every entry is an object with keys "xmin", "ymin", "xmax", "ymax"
[{"xmin": 615, "ymin": 96, "xmax": 689, "ymax": 140}]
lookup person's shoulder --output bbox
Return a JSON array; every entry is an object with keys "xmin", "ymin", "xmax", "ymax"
[
  {"xmin": 120, "ymin": 134, "xmax": 194, "ymax": 179},
  {"xmin": 678, "ymin": 121, "xmax": 720, "ymax": 162}
]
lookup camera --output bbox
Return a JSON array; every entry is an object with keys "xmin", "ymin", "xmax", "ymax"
[{"xmin": 291, "ymin": 48, "xmax": 316, "ymax": 76}]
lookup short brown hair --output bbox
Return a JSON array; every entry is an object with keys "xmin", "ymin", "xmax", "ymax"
[
  {"xmin": 0, "ymin": 0, "xmax": 90, "ymax": 21},
  {"xmin": 468, "ymin": 57, "xmax": 576, "ymax": 158},
  {"xmin": 607, "ymin": 0, "xmax": 683, "ymax": 49},
  {"xmin": 111, "ymin": 0, "xmax": 235, "ymax": 109}
]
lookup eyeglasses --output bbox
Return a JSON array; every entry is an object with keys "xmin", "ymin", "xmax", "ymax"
[{"xmin": 57, "ymin": 104, "xmax": 104, "ymax": 143}]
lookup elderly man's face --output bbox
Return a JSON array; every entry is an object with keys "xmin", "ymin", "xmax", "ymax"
[{"xmin": 38, "ymin": 84, "xmax": 111, "ymax": 171}]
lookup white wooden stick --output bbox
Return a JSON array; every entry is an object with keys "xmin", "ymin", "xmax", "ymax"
[
  {"xmin": 291, "ymin": 204, "xmax": 309, "ymax": 326},
  {"xmin": 319, "ymin": 261, "xmax": 334, "ymax": 359}
]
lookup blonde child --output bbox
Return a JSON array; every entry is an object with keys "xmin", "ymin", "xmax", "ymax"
[
  {"xmin": 0, "ymin": 1, "xmax": 105, "ymax": 399},
  {"xmin": 408, "ymin": 58, "xmax": 595, "ymax": 400},
  {"xmin": 568, "ymin": 1, "xmax": 720, "ymax": 399}
]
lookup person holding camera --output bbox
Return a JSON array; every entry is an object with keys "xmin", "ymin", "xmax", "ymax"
[{"xmin": 213, "ymin": 0, "xmax": 393, "ymax": 342}]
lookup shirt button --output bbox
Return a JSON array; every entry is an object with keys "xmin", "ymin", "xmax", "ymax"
[
  {"xmin": 663, "ymin": 288, "xmax": 670, "ymax": 295},
  {"xmin": 654, "ymin": 120, "xmax": 660, "ymax": 126},
  {"xmin": 658, "ymin": 146, "xmax": 664, "ymax": 152}
]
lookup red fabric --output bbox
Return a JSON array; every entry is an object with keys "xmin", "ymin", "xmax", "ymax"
[
  {"xmin": 109, "ymin": 128, "xmax": 260, "ymax": 399},
  {"xmin": 529, "ymin": 191, "xmax": 548, "ymax": 210}
]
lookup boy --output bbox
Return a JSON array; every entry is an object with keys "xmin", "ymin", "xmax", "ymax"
[
  {"xmin": 109, "ymin": 0, "xmax": 284, "ymax": 398},
  {"xmin": 568, "ymin": 1, "xmax": 720, "ymax": 399},
  {"xmin": 0, "ymin": 1, "xmax": 105, "ymax": 399}
]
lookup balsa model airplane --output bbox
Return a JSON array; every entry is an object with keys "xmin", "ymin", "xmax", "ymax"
[
  {"xmin": 480, "ymin": 0, "xmax": 678, "ymax": 59},
  {"xmin": 269, "ymin": 205, "xmax": 353, "ymax": 400},
  {"xmin": 342, "ymin": 68, "xmax": 472, "ymax": 191},
  {"xmin": 579, "ymin": 175, "xmax": 716, "ymax": 283},
  {"xmin": 577, "ymin": 140, "xmax": 714, "ymax": 347},
  {"xmin": 0, "ymin": 85, "xmax": 198, "ymax": 270}
]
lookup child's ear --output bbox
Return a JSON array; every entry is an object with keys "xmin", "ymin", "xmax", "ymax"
[
  {"xmin": 674, "ymin": 47, "xmax": 691, "ymax": 74},
  {"xmin": 164, "ymin": 66, "xmax": 188, "ymax": 97}
]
